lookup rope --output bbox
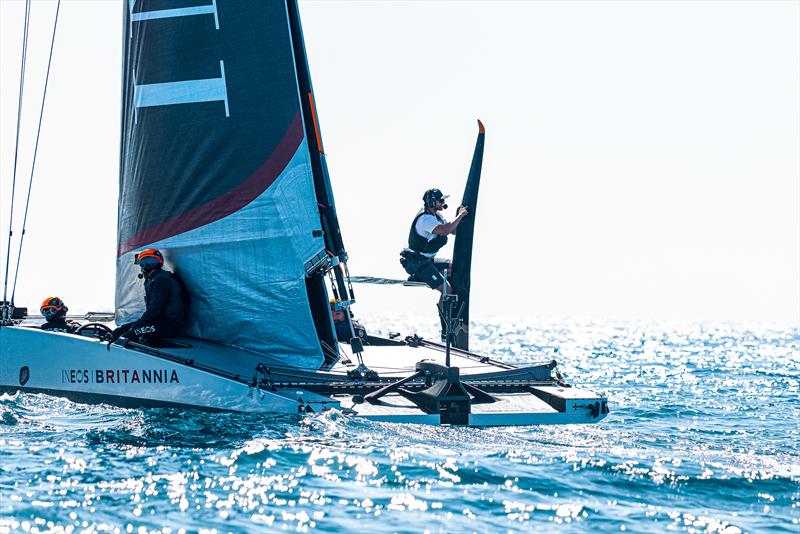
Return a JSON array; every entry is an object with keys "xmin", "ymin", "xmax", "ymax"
[
  {"xmin": 11, "ymin": 0, "xmax": 61, "ymax": 304},
  {"xmin": 2, "ymin": 0, "xmax": 32, "ymax": 312}
]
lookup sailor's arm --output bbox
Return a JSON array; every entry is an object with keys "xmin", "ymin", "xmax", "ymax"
[{"xmin": 432, "ymin": 206, "xmax": 469, "ymax": 235}]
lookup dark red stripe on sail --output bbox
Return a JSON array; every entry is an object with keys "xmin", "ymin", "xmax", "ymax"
[{"xmin": 119, "ymin": 112, "xmax": 304, "ymax": 256}]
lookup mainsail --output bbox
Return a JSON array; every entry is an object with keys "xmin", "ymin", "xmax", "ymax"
[
  {"xmin": 450, "ymin": 120, "xmax": 486, "ymax": 351},
  {"xmin": 117, "ymin": 0, "xmax": 340, "ymax": 369}
]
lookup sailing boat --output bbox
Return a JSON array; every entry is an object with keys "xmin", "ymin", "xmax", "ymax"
[{"xmin": 0, "ymin": 0, "xmax": 608, "ymax": 426}]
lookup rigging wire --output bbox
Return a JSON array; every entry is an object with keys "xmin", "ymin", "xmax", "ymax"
[
  {"xmin": 319, "ymin": 338, "xmax": 339, "ymax": 361},
  {"xmin": 10, "ymin": 0, "xmax": 62, "ymax": 305},
  {"xmin": 2, "ymin": 0, "xmax": 32, "ymax": 314}
]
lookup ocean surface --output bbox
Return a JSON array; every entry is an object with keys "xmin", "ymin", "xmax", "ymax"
[{"xmin": 1, "ymin": 317, "xmax": 797, "ymax": 533}]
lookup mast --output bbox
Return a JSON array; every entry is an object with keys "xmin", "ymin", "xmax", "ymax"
[
  {"xmin": 450, "ymin": 120, "xmax": 486, "ymax": 351},
  {"xmin": 285, "ymin": 0, "xmax": 352, "ymax": 304}
]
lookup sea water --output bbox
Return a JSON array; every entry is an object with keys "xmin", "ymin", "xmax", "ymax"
[{"xmin": 0, "ymin": 317, "xmax": 797, "ymax": 533}]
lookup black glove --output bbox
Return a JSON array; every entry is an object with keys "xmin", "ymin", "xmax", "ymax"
[{"xmin": 107, "ymin": 323, "xmax": 132, "ymax": 348}]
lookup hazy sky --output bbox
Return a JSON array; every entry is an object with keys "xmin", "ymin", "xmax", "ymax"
[{"xmin": 1, "ymin": 1, "xmax": 798, "ymax": 324}]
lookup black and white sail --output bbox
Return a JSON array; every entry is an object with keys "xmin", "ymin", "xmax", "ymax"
[{"xmin": 117, "ymin": 0, "xmax": 342, "ymax": 369}]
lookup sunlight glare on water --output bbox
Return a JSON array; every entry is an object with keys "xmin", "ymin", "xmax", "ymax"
[{"xmin": 0, "ymin": 317, "xmax": 797, "ymax": 532}]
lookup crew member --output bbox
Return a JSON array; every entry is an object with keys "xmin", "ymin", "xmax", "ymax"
[
  {"xmin": 400, "ymin": 188, "xmax": 468, "ymax": 300},
  {"xmin": 109, "ymin": 248, "xmax": 186, "ymax": 346},
  {"xmin": 330, "ymin": 299, "xmax": 367, "ymax": 342},
  {"xmin": 39, "ymin": 296, "xmax": 80, "ymax": 333}
]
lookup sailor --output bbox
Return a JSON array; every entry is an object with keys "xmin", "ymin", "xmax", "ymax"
[
  {"xmin": 109, "ymin": 248, "xmax": 186, "ymax": 346},
  {"xmin": 400, "ymin": 188, "xmax": 468, "ymax": 300},
  {"xmin": 330, "ymin": 299, "xmax": 367, "ymax": 342},
  {"xmin": 39, "ymin": 296, "xmax": 80, "ymax": 333}
]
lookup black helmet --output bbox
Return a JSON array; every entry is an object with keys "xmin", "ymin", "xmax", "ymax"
[{"xmin": 423, "ymin": 188, "xmax": 449, "ymax": 208}]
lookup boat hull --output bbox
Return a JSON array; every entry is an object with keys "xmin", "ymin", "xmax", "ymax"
[
  {"xmin": 0, "ymin": 326, "xmax": 337, "ymax": 414},
  {"xmin": 0, "ymin": 326, "xmax": 608, "ymax": 426}
]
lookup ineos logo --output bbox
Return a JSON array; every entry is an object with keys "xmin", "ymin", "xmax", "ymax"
[
  {"xmin": 19, "ymin": 366, "xmax": 29, "ymax": 386},
  {"xmin": 133, "ymin": 325, "xmax": 156, "ymax": 335}
]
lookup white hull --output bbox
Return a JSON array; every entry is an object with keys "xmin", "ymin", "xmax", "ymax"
[
  {"xmin": 0, "ymin": 326, "xmax": 608, "ymax": 426},
  {"xmin": 0, "ymin": 327, "xmax": 337, "ymax": 413}
]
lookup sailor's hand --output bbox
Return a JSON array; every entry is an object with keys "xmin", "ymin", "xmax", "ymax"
[
  {"xmin": 109, "ymin": 327, "xmax": 123, "ymax": 343},
  {"xmin": 108, "ymin": 324, "xmax": 131, "ymax": 343},
  {"xmin": 107, "ymin": 326, "xmax": 126, "ymax": 351},
  {"xmin": 456, "ymin": 205, "xmax": 469, "ymax": 218}
]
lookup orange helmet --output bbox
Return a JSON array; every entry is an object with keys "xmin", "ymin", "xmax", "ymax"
[
  {"xmin": 40, "ymin": 296, "xmax": 68, "ymax": 320},
  {"xmin": 329, "ymin": 298, "xmax": 345, "ymax": 313},
  {"xmin": 134, "ymin": 248, "xmax": 164, "ymax": 271}
]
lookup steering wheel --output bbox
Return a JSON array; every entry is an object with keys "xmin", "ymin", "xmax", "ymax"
[{"xmin": 75, "ymin": 322, "xmax": 113, "ymax": 341}]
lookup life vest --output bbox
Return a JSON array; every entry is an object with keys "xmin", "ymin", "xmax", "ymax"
[{"xmin": 408, "ymin": 211, "xmax": 448, "ymax": 255}]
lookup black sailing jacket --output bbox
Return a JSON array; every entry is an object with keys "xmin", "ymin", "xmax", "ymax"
[
  {"xmin": 41, "ymin": 318, "xmax": 80, "ymax": 333},
  {"xmin": 133, "ymin": 269, "xmax": 186, "ymax": 328}
]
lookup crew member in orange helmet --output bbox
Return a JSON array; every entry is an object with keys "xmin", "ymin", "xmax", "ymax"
[
  {"xmin": 329, "ymin": 299, "xmax": 367, "ymax": 343},
  {"xmin": 39, "ymin": 296, "xmax": 80, "ymax": 333},
  {"xmin": 109, "ymin": 248, "xmax": 186, "ymax": 345}
]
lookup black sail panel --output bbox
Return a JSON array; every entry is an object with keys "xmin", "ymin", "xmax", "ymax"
[{"xmin": 450, "ymin": 121, "xmax": 486, "ymax": 351}]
